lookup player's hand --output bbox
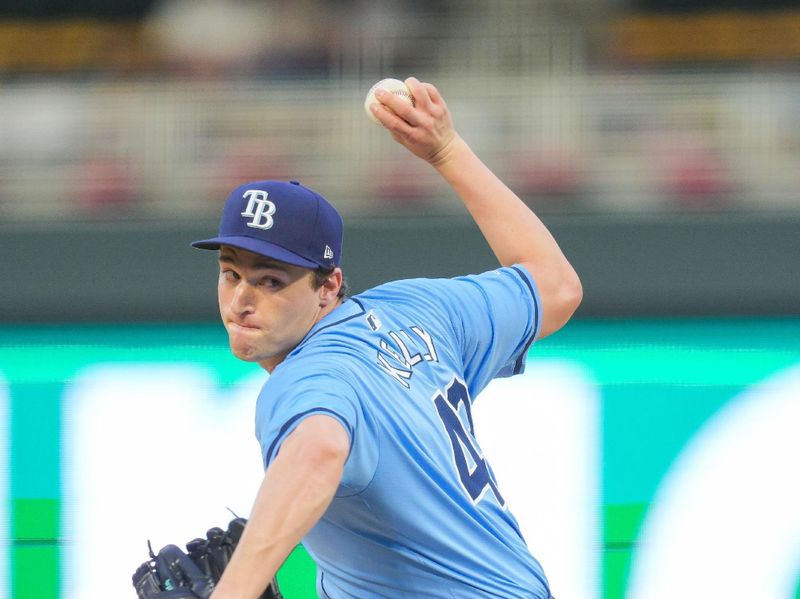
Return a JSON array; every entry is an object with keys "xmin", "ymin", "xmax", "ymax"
[{"xmin": 370, "ymin": 77, "xmax": 459, "ymax": 167}]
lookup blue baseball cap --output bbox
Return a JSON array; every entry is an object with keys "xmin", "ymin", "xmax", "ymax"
[{"xmin": 192, "ymin": 180, "xmax": 343, "ymax": 269}]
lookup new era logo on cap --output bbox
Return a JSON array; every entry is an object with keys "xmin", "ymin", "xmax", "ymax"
[{"xmin": 191, "ymin": 180, "xmax": 343, "ymax": 269}]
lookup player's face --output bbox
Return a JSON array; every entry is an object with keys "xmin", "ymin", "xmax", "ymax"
[{"xmin": 217, "ymin": 246, "xmax": 325, "ymax": 370}]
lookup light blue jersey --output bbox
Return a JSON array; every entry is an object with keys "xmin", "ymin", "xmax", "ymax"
[{"xmin": 255, "ymin": 265, "xmax": 550, "ymax": 598}]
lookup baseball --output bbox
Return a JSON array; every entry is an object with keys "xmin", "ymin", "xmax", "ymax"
[{"xmin": 364, "ymin": 78, "xmax": 415, "ymax": 124}]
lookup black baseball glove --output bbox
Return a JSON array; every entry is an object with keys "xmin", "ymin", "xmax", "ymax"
[{"xmin": 132, "ymin": 517, "xmax": 282, "ymax": 599}]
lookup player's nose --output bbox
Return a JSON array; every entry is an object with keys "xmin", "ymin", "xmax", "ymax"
[{"xmin": 229, "ymin": 280, "xmax": 256, "ymax": 314}]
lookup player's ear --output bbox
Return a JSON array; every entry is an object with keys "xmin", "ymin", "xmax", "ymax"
[{"xmin": 318, "ymin": 268, "xmax": 343, "ymax": 307}]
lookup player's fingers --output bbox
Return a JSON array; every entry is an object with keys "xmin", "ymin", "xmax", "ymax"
[
  {"xmin": 423, "ymin": 82, "xmax": 445, "ymax": 106},
  {"xmin": 375, "ymin": 88, "xmax": 420, "ymax": 126},
  {"xmin": 369, "ymin": 101, "xmax": 415, "ymax": 136},
  {"xmin": 405, "ymin": 77, "xmax": 432, "ymax": 111}
]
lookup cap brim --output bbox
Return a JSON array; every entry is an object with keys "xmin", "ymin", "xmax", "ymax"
[{"xmin": 191, "ymin": 235, "xmax": 319, "ymax": 269}]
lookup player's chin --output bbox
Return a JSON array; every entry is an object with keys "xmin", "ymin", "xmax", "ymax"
[
  {"xmin": 226, "ymin": 333, "xmax": 265, "ymax": 362},
  {"xmin": 229, "ymin": 342, "xmax": 265, "ymax": 363}
]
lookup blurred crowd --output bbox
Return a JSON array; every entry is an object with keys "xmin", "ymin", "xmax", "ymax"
[{"xmin": 0, "ymin": 0, "xmax": 799, "ymax": 221}]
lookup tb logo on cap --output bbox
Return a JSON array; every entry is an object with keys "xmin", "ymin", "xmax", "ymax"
[{"xmin": 241, "ymin": 190, "xmax": 276, "ymax": 230}]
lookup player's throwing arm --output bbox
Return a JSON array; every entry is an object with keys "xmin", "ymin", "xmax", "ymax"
[{"xmin": 367, "ymin": 77, "xmax": 582, "ymax": 338}]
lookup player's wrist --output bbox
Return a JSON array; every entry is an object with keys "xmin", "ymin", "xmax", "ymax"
[{"xmin": 428, "ymin": 133, "xmax": 465, "ymax": 169}]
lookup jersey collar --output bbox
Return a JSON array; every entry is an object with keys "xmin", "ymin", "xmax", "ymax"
[{"xmin": 288, "ymin": 297, "xmax": 367, "ymax": 357}]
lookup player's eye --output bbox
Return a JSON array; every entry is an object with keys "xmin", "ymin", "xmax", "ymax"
[
  {"xmin": 220, "ymin": 269, "xmax": 239, "ymax": 282},
  {"xmin": 260, "ymin": 277, "xmax": 282, "ymax": 289}
]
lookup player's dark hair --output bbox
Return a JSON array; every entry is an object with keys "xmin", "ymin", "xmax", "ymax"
[{"xmin": 313, "ymin": 266, "xmax": 349, "ymax": 300}]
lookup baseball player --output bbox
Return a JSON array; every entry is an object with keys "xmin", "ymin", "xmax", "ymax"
[{"xmin": 193, "ymin": 77, "xmax": 582, "ymax": 598}]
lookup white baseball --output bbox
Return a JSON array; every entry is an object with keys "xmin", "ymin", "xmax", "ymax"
[{"xmin": 364, "ymin": 78, "xmax": 415, "ymax": 124}]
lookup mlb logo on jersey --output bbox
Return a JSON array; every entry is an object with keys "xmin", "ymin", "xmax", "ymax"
[
  {"xmin": 366, "ymin": 311, "xmax": 382, "ymax": 331},
  {"xmin": 241, "ymin": 190, "xmax": 276, "ymax": 230}
]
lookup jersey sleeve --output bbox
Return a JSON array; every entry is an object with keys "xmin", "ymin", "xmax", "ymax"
[
  {"xmin": 437, "ymin": 265, "xmax": 541, "ymax": 397},
  {"xmin": 254, "ymin": 367, "xmax": 379, "ymax": 497}
]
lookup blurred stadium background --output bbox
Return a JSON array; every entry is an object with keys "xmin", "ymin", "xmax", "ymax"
[{"xmin": 1, "ymin": 0, "xmax": 799, "ymax": 597}]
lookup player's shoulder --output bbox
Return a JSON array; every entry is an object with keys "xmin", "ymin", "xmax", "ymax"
[
  {"xmin": 271, "ymin": 352, "xmax": 351, "ymax": 382},
  {"xmin": 359, "ymin": 275, "xmax": 450, "ymax": 299},
  {"xmin": 256, "ymin": 361, "xmax": 358, "ymax": 430},
  {"xmin": 359, "ymin": 266, "xmax": 535, "ymax": 306},
  {"xmin": 356, "ymin": 273, "xmax": 476, "ymax": 308},
  {"xmin": 261, "ymin": 352, "xmax": 355, "ymax": 406}
]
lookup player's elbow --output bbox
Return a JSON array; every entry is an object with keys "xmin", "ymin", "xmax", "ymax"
[
  {"xmin": 563, "ymin": 267, "xmax": 583, "ymax": 313},
  {"xmin": 538, "ymin": 267, "xmax": 582, "ymax": 339}
]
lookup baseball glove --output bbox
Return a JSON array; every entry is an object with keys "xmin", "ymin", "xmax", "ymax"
[{"xmin": 132, "ymin": 517, "xmax": 282, "ymax": 599}]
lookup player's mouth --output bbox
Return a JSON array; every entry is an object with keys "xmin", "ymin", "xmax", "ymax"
[{"xmin": 228, "ymin": 321, "xmax": 260, "ymax": 332}]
